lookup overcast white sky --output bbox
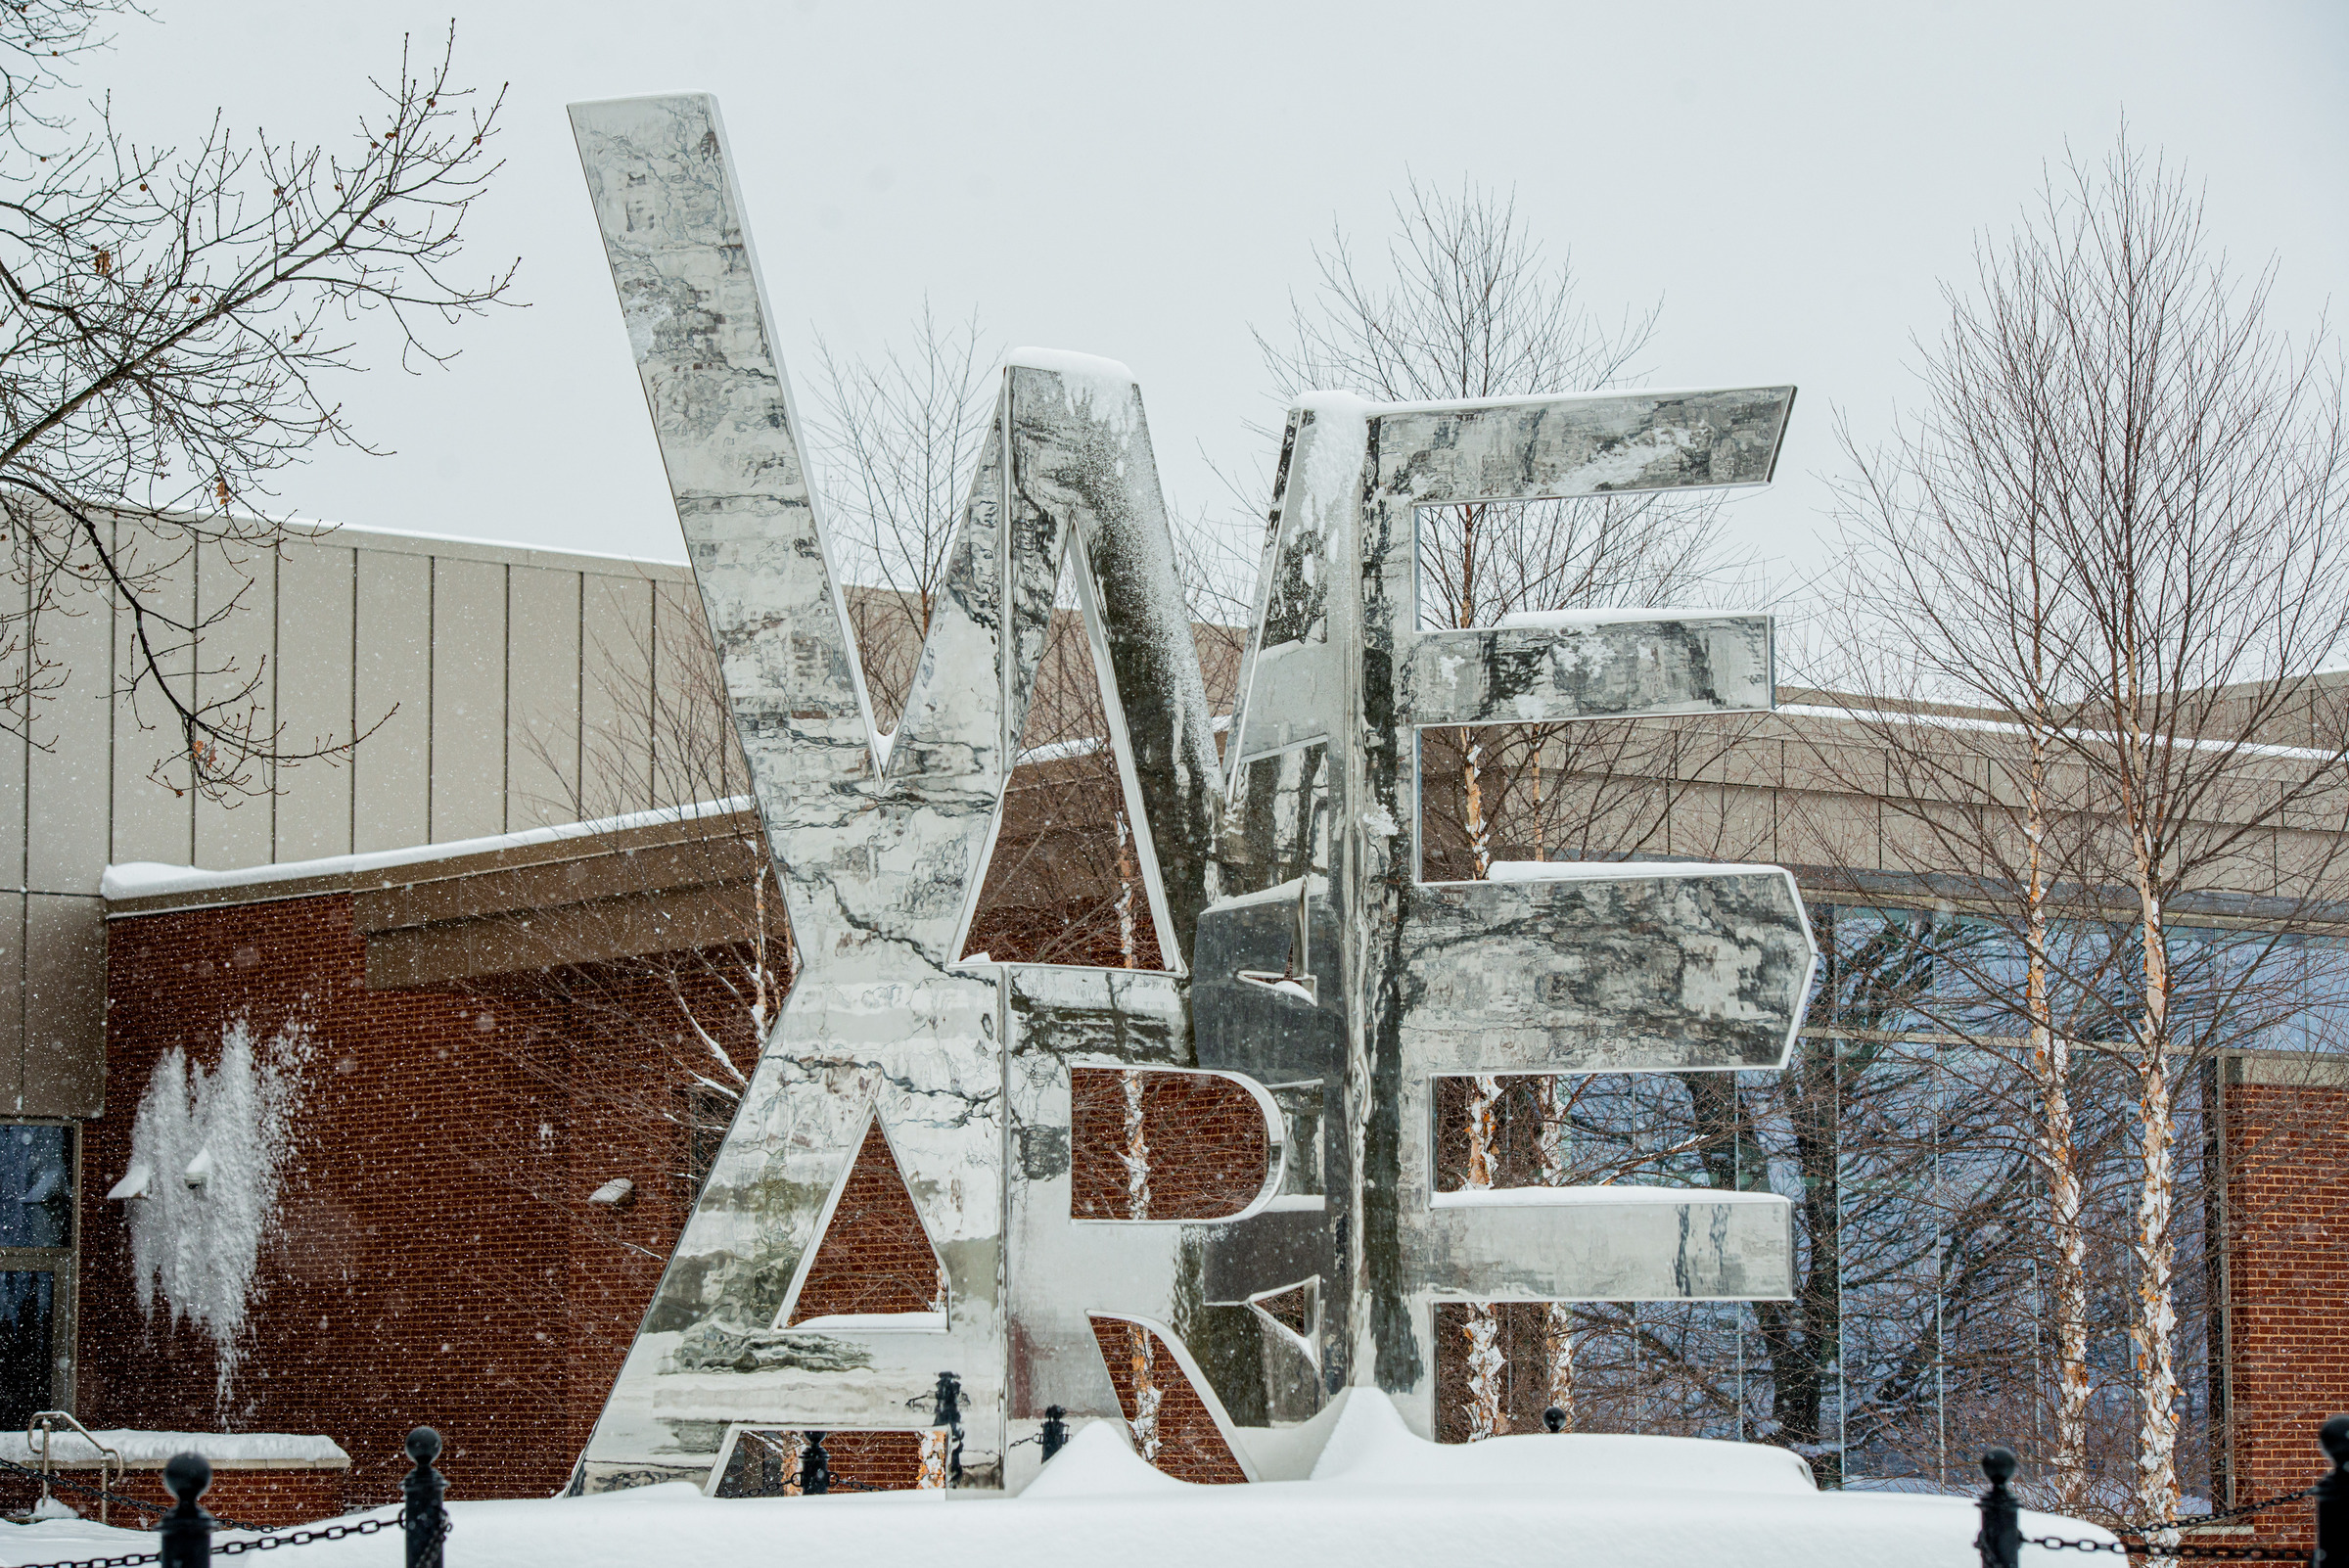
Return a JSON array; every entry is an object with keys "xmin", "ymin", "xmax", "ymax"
[{"xmin": 83, "ymin": 0, "xmax": 2349, "ymax": 592}]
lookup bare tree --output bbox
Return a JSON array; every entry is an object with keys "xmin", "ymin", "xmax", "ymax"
[
  {"xmin": 1260, "ymin": 173, "xmax": 1764, "ymax": 888},
  {"xmin": 811, "ymin": 303, "xmax": 995, "ymax": 731},
  {"xmin": 1261, "ymin": 173, "xmax": 1783, "ymax": 1438},
  {"xmin": 0, "ymin": 2, "xmax": 515, "ymax": 799},
  {"xmin": 1828, "ymin": 131, "xmax": 2349, "ymax": 1527}
]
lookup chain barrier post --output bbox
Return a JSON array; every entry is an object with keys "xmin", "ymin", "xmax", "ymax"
[
  {"xmin": 1039, "ymin": 1407, "xmax": 1068, "ymax": 1463},
  {"xmin": 402, "ymin": 1427, "xmax": 446, "ymax": 1568},
  {"xmin": 1978, "ymin": 1447, "xmax": 2022, "ymax": 1568},
  {"xmin": 932, "ymin": 1373, "xmax": 964, "ymax": 1487},
  {"xmin": 156, "ymin": 1454, "xmax": 209, "ymax": 1568},
  {"xmin": 2316, "ymin": 1415, "xmax": 2349, "ymax": 1568},
  {"xmin": 799, "ymin": 1432, "xmax": 830, "ymax": 1496}
]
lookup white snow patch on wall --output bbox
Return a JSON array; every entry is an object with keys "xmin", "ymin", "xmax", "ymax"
[{"xmin": 124, "ymin": 1018, "xmax": 311, "ymax": 1407}]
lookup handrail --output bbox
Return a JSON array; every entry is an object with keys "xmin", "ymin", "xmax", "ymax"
[{"xmin": 25, "ymin": 1411, "xmax": 123, "ymax": 1526}]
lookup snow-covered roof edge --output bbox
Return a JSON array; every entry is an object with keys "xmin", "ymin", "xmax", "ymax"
[
  {"xmin": 102, "ymin": 796, "xmax": 757, "ymax": 903},
  {"xmin": 0, "ymin": 1431, "xmax": 349, "ymax": 1468}
]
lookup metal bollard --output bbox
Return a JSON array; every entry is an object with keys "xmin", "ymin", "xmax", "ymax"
[
  {"xmin": 157, "ymin": 1453, "xmax": 210, "ymax": 1568},
  {"xmin": 2317, "ymin": 1416, "xmax": 2349, "ymax": 1568},
  {"xmin": 799, "ymin": 1431, "xmax": 831, "ymax": 1496},
  {"xmin": 932, "ymin": 1372, "xmax": 964, "ymax": 1486},
  {"xmin": 404, "ymin": 1427, "xmax": 447, "ymax": 1568},
  {"xmin": 1543, "ymin": 1407, "xmax": 1567, "ymax": 1434},
  {"xmin": 1040, "ymin": 1407, "xmax": 1069, "ymax": 1463},
  {"xmin": 1976, "ymin": 1448, "xmax": 2021, "ymax": 1568}
]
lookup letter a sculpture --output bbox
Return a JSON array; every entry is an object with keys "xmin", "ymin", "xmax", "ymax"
[{"xmin": 567, "ymin": 93, "xmax": 1817, "ymax": 1495}]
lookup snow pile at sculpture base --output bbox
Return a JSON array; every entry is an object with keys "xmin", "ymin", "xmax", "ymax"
[{"xmin": 0, "ymin": 1391, "xmax": 2110, "ymax": 1568}]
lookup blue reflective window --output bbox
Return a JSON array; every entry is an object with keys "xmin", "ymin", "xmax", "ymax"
[{"xmin": 0, "ymin": 1127, "xmax": 70, "ymax": 1249}]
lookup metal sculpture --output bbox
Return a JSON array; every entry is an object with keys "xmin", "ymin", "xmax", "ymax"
[{"xmin": 566, "ymin": 91, "xmax": 1817, "ymax": 1496}]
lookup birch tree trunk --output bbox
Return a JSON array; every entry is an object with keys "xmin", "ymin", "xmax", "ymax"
[
  {"xmin": 2131, "ymin": 879, "xmax": 2182, "ymax": 1539},
  {"xmin": 2025, "ymin": 728, "xmax": 2093, "ymax": 1510},
  {"xmin": 1540, "ymin": 1074, "xmax": 1575, "ymax": 1425},
  {"xmin": 1461, "ymin": 1072, "xmax": 1505, "ymax": 1438}
]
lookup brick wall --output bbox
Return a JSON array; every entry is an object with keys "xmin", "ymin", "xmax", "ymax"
[
  {"xmin": 2220, "ymin": 1073, "xmax": 2349, "ymax": 1552},
  {"xmin": 785, "ymin": 1120, "xmax": 945, "ymax": 1322},
  {"xmin": 1087, "ymin": 1316, "xmax": 1248, "ymax": 1484},
  {"xmin": 1068, "ymin": 1069, "xmax": 1270, "ymax": 1222},
  {"xmin": 85, "ymin": 894, "xmax": 759, "ymax": 1508},
  {"xmin": 0, "ymin": 1468, "xmax": 345, "ymax": 1530}
]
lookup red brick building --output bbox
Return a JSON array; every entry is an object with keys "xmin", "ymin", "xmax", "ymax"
[
  {"xmin": 54, "ymin": 757, "xmax": 2349, "ymax": 1524},
  {"xmin": 82, "ymin": 808, "xmax": 772, "ymax": 1509}
]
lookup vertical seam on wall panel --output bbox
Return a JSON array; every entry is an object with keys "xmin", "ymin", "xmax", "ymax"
[
  {"xmin": 187, "ymin": 537, "xmax": 198, "ymax": 864},
  {"xmin": 502, "ymin": 564, "xmax": 512, "ymax": 835},
  {"xmin": 574, "ymin": 572, "xmax": 584, "ymax": 822},
  {"xmin": 426, "ymin": 558, "xmax": 438, "ymax": 843},
  {"xmin": 267, "ymin": 547, "xmax": 280, "ymax": 860},
  {"xmin": 105, "ymin": 515, "xmax": 116, "ymax": 874},
  {"xmin": 347, "ymin": 549, "xmax": 358, "ymax": 856},
  {"xmin": 18, "ymin": 551, "xmax": 29, "ymax": 1112},
  {"xmin": 646, "ymin": 576, "xmax": 659, "ymax": 809}
]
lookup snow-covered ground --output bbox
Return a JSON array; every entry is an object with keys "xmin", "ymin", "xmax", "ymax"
[{"xmin": 0, "ymin": 1392, "xmax": 2112, "ymax": 1568}]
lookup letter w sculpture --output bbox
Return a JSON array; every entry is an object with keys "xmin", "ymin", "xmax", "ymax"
[{"xmin": 568, "ymin": 94, "xmax": 1818, "ymax": 1496}]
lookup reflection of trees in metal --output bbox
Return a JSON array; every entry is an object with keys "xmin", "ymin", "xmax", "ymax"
[{"xmin": 1431, "ymin": 902, "xmax": 2349, "ymax": 1512}]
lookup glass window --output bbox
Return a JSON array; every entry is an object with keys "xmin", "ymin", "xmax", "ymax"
[
  {"xmin": 0, "ymin": 1127, "xmax": 69, "ymax": 1249},
  {"xmin": 0, "ymin": 1272, "xmax": 54, "ymax": 1426}
]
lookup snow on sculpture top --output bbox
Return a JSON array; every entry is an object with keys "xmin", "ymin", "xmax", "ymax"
[{"xmin": 565, "ymin": 90, "xmax": 1817, "ymax": 1498}]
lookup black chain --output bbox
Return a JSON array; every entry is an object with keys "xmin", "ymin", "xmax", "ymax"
[
  {"xmin": 2017, "ymin": 1536, "xmax": 2313, "ymax": 1561},
  {"xmin": 0, "ymin": 1454, "xmax": 267, "ymax": 1533},
  {"xmin": 2118, "ymin": 1489, "xmax": 2322, "ymax": 1541},
  {"xmin": 1, "ymin": 1506, "xmax": 445, "ymax": 1568}
]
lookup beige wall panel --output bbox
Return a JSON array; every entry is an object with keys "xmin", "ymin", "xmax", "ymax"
[
  {"xmin": 2274, "ymin": 827, "xmax": 2343, "ymax": 905},
  {"xmin": 1660, "ymin": 782, "xmax": 1737, "ymax": 860},
  {"xmin": 2193, "ymin": 835, "xmax": 2278, "ymax": 899},
  {"xmin": 505, "ymin": 567, "xmax": 582, "ymax": 831},
  {"xmin": 26, "ymin": 554, "xmax": 113, "ymax": 894},
  {"xmin": 272, "ymin": 543, "xmax": 358, "ymax": 862},
  {"xmin": 352, "ymin": 550, "xmax": 433, "ymax": 853},
  {"xmin": 428, "ymin": 558, "xmax": 507, "ymax": 843},
  {"xmin": 1776, "ymin": 789, "xmax": 1881, "ymax": 877},
  {"xmin": 1880, "ymin": 739, "xmax": 1993, "ymax": 810},
  {"xmin": 1687, "ymin": 721, "xmax": 1783, "ymax": 791},
  {"xmin": 192, "ymin": 540, "xmax": 277, "ymax": 870},
  {"xmin": 1712, "ymin": 783, "xmax": 1780, "ymax": 864},
  {"xmin": 1772, "ymin": 731, "xmax": 1887, "ymax": 802},
  {"xmin": 580, "ymin": 574, "xmax": 654, "ymax": 819},
  {"xmin": 650, "ymin": 579, "xmax": 716, "ymax": 811},
  {"xmin": 109, "ymin": 528, "xmax": 196, "ymax": 869},
  {"xmin": 1540, "ymin": 776, "xmax": 1676, "ymax": 862},
  {"xmin": 23, "ymin": 894, "xmax": 103, "ymax": 1117},
  {"xmin": 1872, "ymin": 798, "xmax": 1990, "ymax": 882}
]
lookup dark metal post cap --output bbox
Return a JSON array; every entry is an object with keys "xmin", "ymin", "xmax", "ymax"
[
  {"xmin": 2322, "ymin": 1416, "xmax": 2349, "ymax": 1466},
  {"xmin": 406, "ymin": 1426, "xmax": 442, "ymax": 1466},
  {"xmin": 162, "ymin": 1453, "xmax": 210, "ymax": 1503},
  {"xmin": 1981, "ymin": 1447, "xmax": 2019, "ymax": 1485}
]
